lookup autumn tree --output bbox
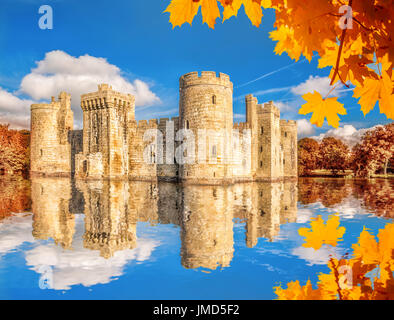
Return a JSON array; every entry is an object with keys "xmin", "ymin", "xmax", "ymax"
[
  {"xmin": 352, "ymin": 123, "xmax": 394, "ymax": 177},
  {"xmin": 353, "ymin": 179, "xmax": 394, "ymax": 218},
  {"xmin": 0, "ymin": 178, "xmax": 31, "ymax": 221},
  {"xmin": 297, "ymin": 138, "xmax": 320, "ymax": 176},
  {"xmin": 0, "ymin": 124, "xmax": 30, "ymax": 176},
  {"xmin": 319, "ymin": 136, "xmax": 350, "ymax": 175},
  {"xmin": 164, "ymin": 0, "xmax": 393, "ymax": 128}
]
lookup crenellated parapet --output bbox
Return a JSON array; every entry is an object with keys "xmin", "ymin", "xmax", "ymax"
[
  {"xmin": 179, "ymin": 71, "xmax": 233, "ymax": 90},
  {"xmin": 233, "ymin": 122, "xmax": 251, "ymax": 131},
  {"xmin": 80, "ymin": 84, "xmax": 135, "ymax": 113},
  {"xmin": 280, "ymin": 119, "xmax": 297, "ymax": 127},
  {"xmin": 259, "ymin": 101, "xmax": 280, "ymax": 117}
]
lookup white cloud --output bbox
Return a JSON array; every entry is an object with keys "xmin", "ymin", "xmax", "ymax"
[
  {"xmin": 0, "ymin": 50, "xmax": 161, "ymax": 129},
  {"xmin": 311, "ymin": 124, "xmax": 381, "ymax": 147},
  {"xmin": 291, "ymin": 76, "xmax": 344, "ymax": 97},
  {"xmin": 0, "ymin": 214, "xmax": 34, "ymax": 256},
  {"xmin": 26, "ymin": 237, "xmax": 159, "ymax": 290},
  {"xmin": 0, "ymin": 87, "xmax": 35, "ymax": 129},
  {"xmin": 292, "ymin": 245, "xmax": 343, "ymax": 266},
  {"xmin": 0, "ymin": 214, "xmax": 160, "ymax": 290},
  {"xmin": 20, "ymin": 51, "xmax": 160, "ymax": 107},
  {"xmin": 297, "ymin": 119, "xmax": 315, "ymax": 137}
]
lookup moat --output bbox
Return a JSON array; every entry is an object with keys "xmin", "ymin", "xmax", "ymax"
[{"xmin": 0, "ymin": 177, "xmax": 392, "ymax": 299}]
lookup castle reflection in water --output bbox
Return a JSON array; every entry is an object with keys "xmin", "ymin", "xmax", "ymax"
[{"xmin": 30, "ymin": 178, "xmax": 297, "ymax": 270}]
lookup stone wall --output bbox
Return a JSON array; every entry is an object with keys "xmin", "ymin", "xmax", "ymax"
[
  {"xmin": 30, "ymin": 93, "xmax": 73, "ymax": 176},
  {"xmin": 76, "ymin": 84, "xmax": 135, "ymax": 179},
  {"xmin": 179, "ymin": 71, "xmax": 234, "ymax": 183},
  {"xmin": 280, "ymin": 120, "xmax": 298, "ymax": 178},
  {"xmin": 246, "ymin": 94, "xmax": 284, "ymax": 181}
]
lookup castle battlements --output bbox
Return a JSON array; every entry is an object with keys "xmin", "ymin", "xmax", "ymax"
[
  {"xmin": 30, "ymin": 71, "xmax": 297, "ymax": 183},
  {"xmin": 81, "ymin": 84, "xmax": 135, "ymax": 111},
  {"xmin": 280, "ymin": 119, "xmax": 297, "ymax": 126},
  {"xmin": 233, "ymin": 122, "xmax": 251, "ymax": 130},
  {"xmin": 180, "ymin": 71, "xmax": 233, "ymax": 89}
]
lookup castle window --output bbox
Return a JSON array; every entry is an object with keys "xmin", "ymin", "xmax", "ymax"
[
  {"xmin": 212, "ymin": 145, "xmax": 217, "ymax": 157},
  {"xmin": 283, "ymin": 159, "xmax": 285, "ymax": 165},
  {"xmin": 213, "ymin": 172, "xmax": 216, "ymax": 177},
  {"xmin": 212, "ymin": 95, "xmax": 216, "ymax": 104},
  {"xmin": 261, "ymin": 127, "xmax": 264, "ymax": 134},
  {"xmin": 260, "ymin": 146, "xmax": 263, "ymax": 153},
  {"xmin": 260, "ymin": 161, "xmax": 263, "ymax": 168},
  {"xmin": 285, "ymin": 132, "xmax": 288, "ymax": 138},
  {"xmin": 40, "ymin": 149, "xmax": 43, "ymax": 157},
  {"xmin": 186, "ymin": 120, "xmax": 190, "ymax": 129}
]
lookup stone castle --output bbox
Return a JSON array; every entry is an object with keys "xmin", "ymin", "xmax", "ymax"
[{"xmin": 30, "ymin": 71, "xmax": 297, "ymax": 183}]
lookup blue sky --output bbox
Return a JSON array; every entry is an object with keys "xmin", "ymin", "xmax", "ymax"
[{"xmin": 0, "ymin": 0, "xmax": 391, "ymax": 139}]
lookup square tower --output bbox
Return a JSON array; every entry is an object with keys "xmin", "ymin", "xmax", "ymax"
[
  {"xmin": 75, "ymin": 84, "xmax": 135, "ymax": 179},
  {"xmin": 246, "ymin": 95, "xmax": 283, "ymax": 180}
]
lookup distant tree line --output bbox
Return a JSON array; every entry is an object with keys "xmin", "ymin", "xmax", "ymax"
[
  {"xmin": 0, "ymin": 124, "xmax": 30, "ymax": 177},
  {"xmin": 298, "ymin": 123, "xmax": 394, "ymax": 178}
]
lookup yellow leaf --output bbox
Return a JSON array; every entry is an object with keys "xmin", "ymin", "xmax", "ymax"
[
  {"xmin": 164, "ymin": 0, "xmax": 201, "ymax": 28},
  {"xmin": 298, "ymin": 214, "xmax": 346, "ymax": 250},
  {"xmin": 353, "ymin": 70, "xmax": 394, "ymax": 119},
  {"xmin": 299, "ymin": 91, "xmax": 347, "ymax": 128},
  {"xmin": 270, "ymin": 25, "xmax": 302, "ymax": 61},
  {"xmin": 243, "ymin": 0, "xmax": 263, "ymax": 27},
  {"xmin": 222, "ymin": 0, "xmax": 243, "ymax": 21},
  {"xmin": 318, "ymin": 40, "xmax": 342, "ymax": 69},
  {"xmin": 201, "ymin": 0, "xmax": 221, "ymax": 29},
  {"xmin": 352, "ymin": 227, "xmax": 379, "ymax": 265}
]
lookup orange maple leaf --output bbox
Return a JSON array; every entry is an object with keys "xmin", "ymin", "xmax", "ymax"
[
  {"xmin": 298, "ymin": 214, "xmax": 346, "ymax": 250},
  {"xmin": 299, "ymin": 91, "xmax": 347, "ymax": 128}
]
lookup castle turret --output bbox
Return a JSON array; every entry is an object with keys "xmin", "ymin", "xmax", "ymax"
[
  {"xmin": 280, "ymin": 120, "xmax": 298, "ymax": 178},
  {"xmin": 245, "ymin": 95, "xmax": 282, "ymax": 180},
  {"xmin": 30, "ymin": 92, "xmax": 73, "ymax": 176},
  {"xmin": 75, "ymin": 84, "xmax": 135, "ymax": 179},
  {"xmin": 178, "ymin": 71, "xmax": 233, "ymax": 182}
]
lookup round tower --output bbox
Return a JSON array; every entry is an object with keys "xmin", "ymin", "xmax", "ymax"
[
  {"xmin": 30, "ymin": 93, "xmax": 73, "ymax": 176},
  {"xmin": 178, "ymin": 71, "xmax": 233, "ymax": 182}
]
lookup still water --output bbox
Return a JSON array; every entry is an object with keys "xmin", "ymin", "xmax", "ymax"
[{"xmin": 0, "ymin": 177, "xmax": 392, "ymax": 299}]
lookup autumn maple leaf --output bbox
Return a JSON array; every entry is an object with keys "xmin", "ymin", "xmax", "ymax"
[
  {"xmin": 298, "ymin": 214, "xmax": 346, "ymax": 250},
  {"xmin": 164, "ymin": 0, "xmax": 201, "ymax": 28},
  {"xmin": 353, "ymin": 70, "xmax": 394, "ymax": 120},
  {"xmin": 299, "ymin": 91, "xmax": 347, "ymax": 128}
]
